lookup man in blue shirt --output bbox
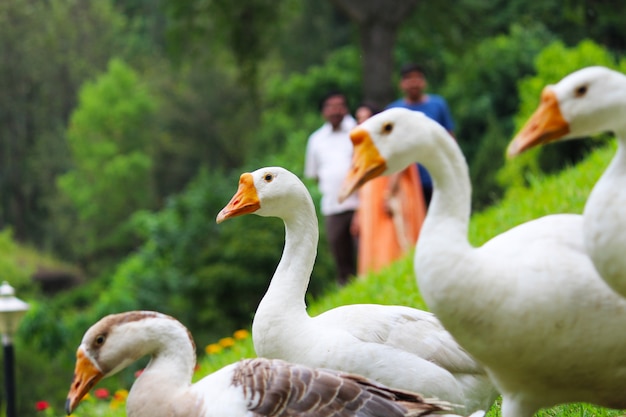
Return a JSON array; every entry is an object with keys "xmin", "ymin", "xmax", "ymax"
[{"xmin": 387, "ymin": 63, "xmax": 455, "ymax": 206}]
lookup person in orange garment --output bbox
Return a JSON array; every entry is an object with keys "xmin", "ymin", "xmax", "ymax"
[{"xmin": 353, "ymin": 102, "xmax": 427, "ymax": 276}]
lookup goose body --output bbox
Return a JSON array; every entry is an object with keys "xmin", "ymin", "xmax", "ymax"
[
  {"xmin": 216, "ymin": 168, "xmax": 497, "ymax": 414},
  {"xmin": 508, "ymin": 65, "xmax": 626, "ymax": 298},
  {"xmin": 66, "ymin": 311, "xmax": 452, "ymax": 417},
  {"xmin": 339, "ymin": 108, "xmax": 626, "ymax": 417}
]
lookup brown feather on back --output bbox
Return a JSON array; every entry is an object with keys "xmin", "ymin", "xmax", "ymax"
[{"xmin": 232, "ymin": 358, "xmax": 450, "ymax": 417}]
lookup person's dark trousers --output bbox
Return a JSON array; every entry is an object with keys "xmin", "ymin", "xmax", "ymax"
[{"xmin": 324, "ymin": 210, "xmax": 357, "ymax": 286}]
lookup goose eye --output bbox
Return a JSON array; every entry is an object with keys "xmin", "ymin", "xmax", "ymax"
[
  {"xmin": 575, "ymin": 85, "xmax": 588, "ymax": 97},
  {"xmin": 94, "ymin": 334, "xmax": 106, "ymax": 347},
  {"xmin": 381, "ymin": 122, "xmax": 394, "ymax": 134},
  {"xmin": 263, "ymin": 173, "xmax": 274, "ymax": 182}
]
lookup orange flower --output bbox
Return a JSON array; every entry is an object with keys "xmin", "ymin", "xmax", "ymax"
[
  {"xmin": 113, "ymin": 389, "xmax": 129, "ymax": 401},
  {"xmin": 233, "ymin": 329, "xmax": 249, "ymax": 340},
  {"xmin": 219, "ymin": 337, "xmax": 235, "ymax": 348},
  {"xmin": 110, "ymin": 399, "xmax": 124, "ymax": 410},
  {"xmin": 205, "ymin": 343, "xmax": 222, "ymax": 355}
]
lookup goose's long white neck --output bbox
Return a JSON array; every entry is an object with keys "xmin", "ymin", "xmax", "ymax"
[
  {"xmin": 408, "ymin": 127, "xmax": 474, "ymax": 305},
  {"xmin": 252, "ymin": 194, "xmax": 318, "ymax": 354},
  {"xmin": 125, "ymin": 316, "xmax": 196, "ymax": 414},
  {"xmin": 416, "ymin": 131, "xmax": 473, "ymax": 254},
  {"xmin": 129, "ymin": 318, "xmax": 196, "ymax": 386},
  {"xmin": 590, "ymin": 129, "xmax": 626, "ymax": 188},
  {"xmin": 583, "ymin": 128, "xmax": 626, "ymax": 285}
]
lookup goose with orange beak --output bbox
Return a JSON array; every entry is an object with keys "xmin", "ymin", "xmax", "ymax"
[
  {"xmin": 66, "ymin": 311, "xmax": 454, "ymax": 417},
  {"xmin": 508, "ymin": 66, "xmax": 626, "ymax": 298},
  {"xmin": 339, "ymin": 107, "xmax": 626, "ymax": 417},
  {"xmin": 217, "ymin": 166, "xmax": 498, "ymax": 415}
]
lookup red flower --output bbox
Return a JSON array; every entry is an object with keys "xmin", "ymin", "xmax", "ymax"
[
  {"xmin": 35, "ymin": 401, "xmax": 50, "ymax": 411},
  {"xmin": 94, "ymin": 388, "xmax": 110, "ymax": 399}
]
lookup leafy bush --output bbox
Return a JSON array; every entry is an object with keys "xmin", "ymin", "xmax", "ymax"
[
  {"xmin": 0, "ymin": 229, "xmax": 34, "ymax": 294},
  {"xmin": 28, "ymin": 167, "xmax": 336, "ymax": 361},
  {"xmin": 57, "ymin": 58, "xmax": 159, "ymax": 268},
  {"xmin": 440, "ymin": 23, "xmax": 555, "ymax": 209}
]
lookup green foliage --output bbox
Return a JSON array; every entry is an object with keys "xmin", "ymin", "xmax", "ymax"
[
  {"xmin": 264, "ymin": 46, "xmax": 362, "ymax": 116},
  {"xmin": 250, "ymin": 46, "xmax": 362, "ymax": 169},
  {"xmin": 57, "ymin": 59, "xmax": 158, "ymax": 264},
  {"xmin": 472, "ymin": 142, "xmax": 613, "ymax": 247},
  {"xmin": 151, "ymin": 58, "xmax": 258, "ymax": 180},
  {"xmin": 164, "ymin": 0, "xmax": 297, "ymax": 99},
  {"xmin": 0, "ymin": 229, "xmax": 35, "ymax": 295},
  {"xmin": 54, "ymin": 168, "xmax": 334, "ymax": 352},
  {"xmin": 440, "ymin": 23, "xmax": 555, "ymax": 209},
  {"xmin": 498, "ymin": 40, "xmax": 626, "ymax": 190},
  {"xmin": 273, "ymin": 0, "xmax": 353, "ymax": 73},
  {"xmin": 0, "ymin": 0, "xmax": 129, "ymax": 244}
]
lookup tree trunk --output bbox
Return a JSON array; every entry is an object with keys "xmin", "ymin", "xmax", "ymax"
[
  {"xmin": 359, "ymin": 20, "xmax": 397, "ymax": 108},
  {"xmin": 329, "ymin": 0, "xmax": 420, "ymax": 108}
]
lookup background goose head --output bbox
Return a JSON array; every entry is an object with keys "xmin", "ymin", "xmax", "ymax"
[
  {"xmin": 508, "ymin": 66, "xmax": 626, "ymax": 156},
  {"xmin": 340, "ymin": 108, "xmax": 450, "ymax": 201},
  {"xmin": 217, "ymin": 167, "xmax": 313, "ymax": 223}
]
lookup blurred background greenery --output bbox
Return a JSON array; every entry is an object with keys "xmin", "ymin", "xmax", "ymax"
[{"xmin": 1, "ymin": 0, "xmax": 626, "ymax": 415}]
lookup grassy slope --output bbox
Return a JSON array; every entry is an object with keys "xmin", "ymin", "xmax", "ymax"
[{"xmin": 96, "ymin": 141, "xmax": 622, "ymax": 417}]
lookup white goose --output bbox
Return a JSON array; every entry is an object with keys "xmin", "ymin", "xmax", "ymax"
[
  {"xmin": 507, "ymin": 66, "xmax": 626, "ymax": 298},
  {"xmin": 339, "ymin": 108, "xmax": 626, "ymax": 417},
  {"xmin": 65, "ymin": 311, "xmax": 452, "ymax": 417},
  {"xmin": 216, "ymin": 167, "xmax": 497, "ymax": 415}
]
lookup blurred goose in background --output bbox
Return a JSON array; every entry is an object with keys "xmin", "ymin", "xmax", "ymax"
[
  {"xmin": 216, "ymin": 167, "xmax": 498, "ymax": 415},
  {"xmin": 65, "ymin": 311, "xmax": 454, "ymax": 417},
  {"xmin": 507, "ymin": 66, "xmax": 626, "ymax": 298},
  {"xmin": 339, "ymin": 108, "xmax": 626, "ymax": 417}
]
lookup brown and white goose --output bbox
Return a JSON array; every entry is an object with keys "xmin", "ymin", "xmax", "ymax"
[
  {"xmin": 65, "ymin": 311, "xmax": 452, "ymax": 417},
  {"xmin": 507, "ymin": 66, "xmax": 626, "ymax": 298},
  {"xmin": 216, "ymin": 167, "xmax": 497, "ymax": 415},
  {"xmin": 339, "ymin": 108, "xmax": 626, "ymax": 417}
]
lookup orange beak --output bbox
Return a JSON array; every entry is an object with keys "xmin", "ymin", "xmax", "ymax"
[
  {"xmin": 507, "ymin": 88, "xmax": 570, "ymax": 157},
  {"xmin": 339, "ymin": 127, "xmax": 387, "ymax": 202},
  {"xmin": 216, "ymin": 173, "xmax": 261, "ymax": 223},
  {"xmin": 66, "ymin": 348, "xmax": 104, "ymax": 415}
]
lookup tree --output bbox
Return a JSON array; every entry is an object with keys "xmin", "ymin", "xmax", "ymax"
[
  {"xmin": 164, "ymin": 0, "xmax": 292, "ymax": 104},
  {"xmin": 329, "ymin": 0, "xmax": 420, "ymax": 108},
  {"xmin": 57, "ymin": 59, "xmax": 159, "ymax": 267},
  {"xmin": 0, "ymin": 0, "xmax": 127, "ymax": 244}
]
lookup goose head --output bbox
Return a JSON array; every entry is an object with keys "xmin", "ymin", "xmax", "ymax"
[
  {"xmin": 216, "ymin": 167, "xmax": 313, "ymax": 223},
  {"xmin": 340, "ymin": 108, "xmax": 449, "ymax": 201},
  {"xmin": 508, "ymin": 66, "xmax": 626, "ymax": 156},
  {"xmin": 65, "ymin": 311, "xmax": 193, "ymax": 414}
]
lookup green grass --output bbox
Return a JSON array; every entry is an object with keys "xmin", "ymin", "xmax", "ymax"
[{"xmin": 70, "ymin": 141, "xmax": 624, "ymax": 417}]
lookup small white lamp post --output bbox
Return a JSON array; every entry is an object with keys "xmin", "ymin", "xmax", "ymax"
[{"xmin": 0, "ymin": 281, "xmax": 29, "ymax": 417}]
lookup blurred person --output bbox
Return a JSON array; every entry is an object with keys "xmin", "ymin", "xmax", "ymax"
[
  {"xmin": 304, "ymin": 91, "xmax": 359, "ymax": 285},
  {"xmin": 354, "ymin": 102, "xmax": 426, "ymax": 275},
  {"xmin": 387, "ymin": 63, "xmax": 455, "ymax": 206}
]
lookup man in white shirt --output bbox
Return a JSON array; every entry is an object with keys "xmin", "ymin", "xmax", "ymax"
[{"xmin": 305, "ymin": 91, "xmax": 359, "ymax": 285}]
